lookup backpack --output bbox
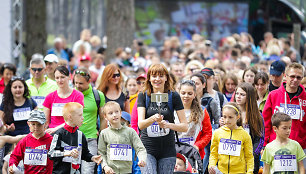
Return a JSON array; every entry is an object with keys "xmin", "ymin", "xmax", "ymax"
[
  {"xmin": 201, "ymin": 97, "xmax": 214, "ymax": 124},
  {"xmin": 217, "ymin": 91, "xmax": 224, "ymax": 110},
  {"xmin": 92, "ymin": 87, "xmax": 101, "ymax": 130}
]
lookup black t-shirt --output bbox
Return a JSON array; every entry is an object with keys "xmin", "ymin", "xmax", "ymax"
[
  {"xmin": 286, "ymin": 85, "xmax": 302, "ymax": 100},
  {"xmin": 137, "ymin": 91, "xmax": 184, "ymax": 159},
  {"xmin": 105, "ymin": 92, "xmax": 127, "ymax": 111},
  {"xmin": 0, "ymin": 98, "xmax": 37, "ymax": 136},
  {"xmin": 268, "ymin": 80, "xmax": 280, "ymax": 92}
]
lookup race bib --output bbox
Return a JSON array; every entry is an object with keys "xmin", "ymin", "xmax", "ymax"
[
  {"xmin": 244, "ymin": 124, "xmax": 250, "ymax": 134},
  {"xmin": 51, "ymin": 103, "xmax": 65, "ymax": 116},
  {"xmin": 179, "ymin": 137, "xmax": 195, "ymax": 146},
  {"xmin": 24, "ymin": 149, "xmax": 47, "ymax": 166},
  {"xmin": 13, "ymin": 107, "xmax": 31, "ymax": 121},
  {"xmin": 278, "ymin": 104, "xmax": 301, "ymax": 120},
  {"xmin": 147, "ymin": 121, "xmax": 170, "ymax": 137},
  {"xmin": 274, "ymin": 155, "xmax": 297, "ymax": 172},
  {"xmin": 0, "ymin": 93, "xmax": 3, "ymax": 105},
  {"xmin": 62, "ymin": 146, "xmax": 81, "ymax": 164},
  {"xmin": 110, "ymin": 144, "xmax": 132, "ymax": 161},
  {"xmin": 32, "ymin": 96, "xmax": 45, "ymax": 109},
  {"xmin": 218, "ymin": 138, "xmax": 242, "ymax": 156}
]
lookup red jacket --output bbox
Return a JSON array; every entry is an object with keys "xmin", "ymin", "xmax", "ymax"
[
  {"xmin": 262, "ymin": 82, "xmax": 306, "ymax": 148},
  {"xmin": 9, "ymin": 133, "xmax": 53, "ymax": 174},
  {"xmin": 194, "ymin": 109, "xmax": 212, "ymax": 159}
]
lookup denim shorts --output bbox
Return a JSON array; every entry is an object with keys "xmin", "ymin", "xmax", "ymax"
[{"xmin": 141, "ymin": 154, "xmax": 176, "ymax": 174}]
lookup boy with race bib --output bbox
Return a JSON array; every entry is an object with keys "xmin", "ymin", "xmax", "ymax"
[
  {"xmin": 208, "ymin": 102, "xmax": 254, "ymax": 174},
  {"xmin": 261, "ymin": 112, "xmax": 305, "ymax": 174},
  {"xmin": 8, "ymin": 110, "xmax": 53, "ymax": 174},
  {"xmin": 48, "ymin": 102, "xmax": 102, "ymax": 174},
  {"xmin": 98, "ymin": 101, "xmax": 147, "ymax": 174}
]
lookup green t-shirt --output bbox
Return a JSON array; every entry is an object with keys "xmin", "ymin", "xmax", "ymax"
[
  {"xmin": 79, "ymin": 85, "xmax": 105, "ymax": 139},
  {"xmin": 26, "ymin": 77, "xmax": 58, "ymax": 109},
  {"xmin": 261, "ymin": 139, "xmax": 306, "ymax": 174}
]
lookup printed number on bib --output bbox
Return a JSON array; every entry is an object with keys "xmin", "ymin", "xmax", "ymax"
[
  {"xmin": 274, "ymin": 155, "xmax": 297, "ymax": 172},
  {"xmin": 32, "ymin": 96, "xmax": 45, "ymax": 109},
  {"xmin": 110, "ymin": 144, "xmax": 132, "ymax": 161},
  {"xmin": 62, "ymin": 146, "xmax": 81, "ymax": 164},
  {"xmin": 147, "ymin": 121, "xmax": 170, "ymax": 137},
  {"xmin": 278, "ymin": 104, "xmax": 300, "ymax": 120},
  {"xmin": 218, "ymin": 138, "xmax": 242, "ymax": 156},
  {"xmin": 24, "ymin": 149, "xmax": 47, "ymax": 166},
  {"xmin": 13, "ymin": 107, "xmax": 31, "ymax": 121},
  {"xmin": 179, "ymin": 137, "xmax": 195, "ymax": 146},
  {"xmin": 51, "ymin": 103, "xmax": 65, "ymax": 116}
]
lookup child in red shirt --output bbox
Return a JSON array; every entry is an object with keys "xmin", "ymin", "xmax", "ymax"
[{"xmin": 9, "ymin": 110, "xmax": 53, "ymax": 174}]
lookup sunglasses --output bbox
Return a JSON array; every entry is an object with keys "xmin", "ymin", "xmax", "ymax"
[
  {"xmin": 287, "ymin": 75, "xmax": 303, "ymax": 81},
  {"xmin": 75, "ymin": 70, "xmax": 90, "ymax": 76},
  {"xmin": 112, "ymin": 73, "xmax": 120, "ymax": 78},
  {"xmin": 31, "ymin": 68, "xmax": 43, "ymax": 72},
  {"xmin": 137, "ymin": 81, "xmax": 145, "ymax": 85},
  {"xmin": 11, "ymin": 76, "xmax": 24, "ymax": 81}
]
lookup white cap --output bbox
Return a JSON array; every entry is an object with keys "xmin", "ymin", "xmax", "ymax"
[{"xmin": 44, "ymin": 54, "xmax": 59, "ymax": 63}]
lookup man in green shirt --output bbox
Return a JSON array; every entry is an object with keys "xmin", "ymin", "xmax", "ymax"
[
  {"xmin": 26, "ymin": 57, "xmax": 58, "ymax": 109},
  {"xmin": 73, "ymin": 67, "xmax": 106, "ymax": 173}
]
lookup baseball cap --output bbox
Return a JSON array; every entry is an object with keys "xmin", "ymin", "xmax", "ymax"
[
  {"xmin": 28, "ymin": 110, "xmax": 46, "ymax": 125},
  {"xmin": 136, "ymin": 74, "xmax": 146, "ymax": 81},
  {"xmin": 44, "ymin": 54, "xmax": 59, "ymax": 63},
  {"xmin": 201, "ymin": 68, "xmax": 215, "ymax": 76},
  {"xmin": 121, "ymin": 111, "xmax": 131, "ymax": 123},
  {"xmin": 80, "ymin": 54, "xmax": 91, "ymax": 61},
  {"xmin": 270, "ymin": 60, "xmax": 286, "ymax": 76}
]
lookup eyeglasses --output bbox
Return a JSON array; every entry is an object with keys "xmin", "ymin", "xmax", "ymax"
[
  {"xmin": 11, "ymin": 76, "xmax": 24, "ymax": 81},
  {"xmin": 287, "ymin": 74, "xmax": 303, "ymax": 81},
  {"xmin": 112, "ymin": 73, "xmax": 120, "ymax": 78},
  {"xmin": 31, "ymin": 68, "xmax": 43, "ymax": 72},
  {"xmin": 137, "ymin": 81, "xmax": 145, "ymax": 85},
  {"xmin": 181, "ymin": 79, "xmax": 196, "ymax": 86}
]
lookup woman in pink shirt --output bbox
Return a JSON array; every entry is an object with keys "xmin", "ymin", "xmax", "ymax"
[{"xmin": 43, "ymin": 66, "xmax": 84, "ymax": 134}]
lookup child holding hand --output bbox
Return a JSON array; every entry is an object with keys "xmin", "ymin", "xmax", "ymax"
[
  {"xmin": 208, "ymin": 102, "xmax": 254, "ymax": 174},
  {"xmin": 48, "ymin": 102, "xmax": 102, "ymax": 174},
  {"xmin": 98, "ymin": 101, "xmax": 147, "ymax": 174}
]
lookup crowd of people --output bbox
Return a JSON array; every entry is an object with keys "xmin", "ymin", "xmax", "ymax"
[{"xmin": 0, "ymin": 28, "xmax": 306, "ymax": 174}]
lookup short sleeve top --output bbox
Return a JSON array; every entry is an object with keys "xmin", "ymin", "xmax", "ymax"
[{"xmin": 43, "ymin": 89, "xmax": 84, "ymax": 128}]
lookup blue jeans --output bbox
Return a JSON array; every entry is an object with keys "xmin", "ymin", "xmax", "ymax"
[
  {"xmin": 203, "ymin": 141, "xmax": 211, "ymax": 172},
  {"xmin": 141, "ymin": 154, "xmax": 176, "ymax": 174}
]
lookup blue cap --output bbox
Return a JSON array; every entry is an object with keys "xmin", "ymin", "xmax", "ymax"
[
  {"xmin": 270, "ymin": 60, "xmax": 286, "ymax": 76},
  {"xmin": 121, "ymin": 111, "xmax": 131, "ymax": 123}
]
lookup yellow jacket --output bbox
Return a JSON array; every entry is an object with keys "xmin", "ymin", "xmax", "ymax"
[{"xmin": 209, "ymin": 126, "xmax": 254, "ymax": 174}]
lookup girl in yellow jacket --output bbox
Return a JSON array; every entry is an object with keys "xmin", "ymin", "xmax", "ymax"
[{"xmin": 208, "ymin": 102, "xmax": 254, "ymax": 174}]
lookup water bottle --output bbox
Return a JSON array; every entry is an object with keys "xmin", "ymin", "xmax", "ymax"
[{"xmin": 72, "ymin": 144, "xmax": 82, "ymax": 165}]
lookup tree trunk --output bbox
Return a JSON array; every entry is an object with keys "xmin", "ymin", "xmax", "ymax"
[
  {"xmin": 25, "ymin": 0, "xmax": 47, "ymax": 66},
  {"xmin": 105, "ymin": 0, "xmax": 134, "ymax": 64}
]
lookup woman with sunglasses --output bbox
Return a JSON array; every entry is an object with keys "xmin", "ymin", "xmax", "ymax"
[
  {"xmin": 43, "ymin": 66, "xmax": 84, "ymax": 134},
  {"xmin": 97, "ymin": 64, "xmax": 130, "ymax": 113},
  {"xmin": 137, "ymin": 63, "xmax": 188, "ymax": 174},
  {"xmin": 0, "ymin": 63, "xmax": 16, "ymax": 94},
  {"xmin": 0, "ymin": 77, "xmax": 37, "ymax": 136}
]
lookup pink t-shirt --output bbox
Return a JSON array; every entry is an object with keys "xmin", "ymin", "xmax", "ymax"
[{"xmin": 43, "ymin": 89, "xmax": 84, "ymax": 128}]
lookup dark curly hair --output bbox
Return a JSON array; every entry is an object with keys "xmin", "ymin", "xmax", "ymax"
[{"xmin": 2, "ymin": 77, "xmax": 30, "ymax": 123}]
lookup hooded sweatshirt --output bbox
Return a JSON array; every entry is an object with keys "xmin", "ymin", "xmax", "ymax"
[
  {"xmin": 209, "ymin": 126, "xmax": 254, "ymax": 174},
  {"xmin": 9, "ymin": 133, "xmax": 53, "ymax": 174},
  {"xmin": 263, "ymin": 82, "xmax": 306, "ymax": 148}
]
